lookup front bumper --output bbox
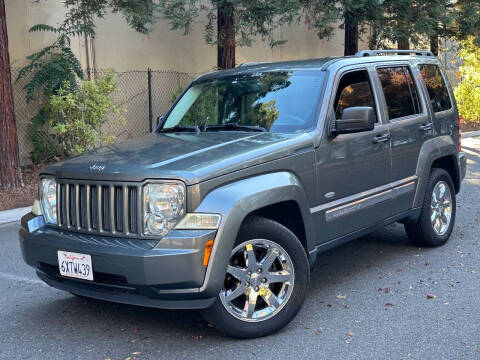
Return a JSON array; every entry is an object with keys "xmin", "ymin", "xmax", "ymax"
[{"xmin": 19, "ymin": 213, "xmax": 218, "ymax": 309}]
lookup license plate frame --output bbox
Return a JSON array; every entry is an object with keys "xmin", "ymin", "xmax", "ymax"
[{"xmin": 57, "ymin": 251, "xmax": 93, "ymax": 281}]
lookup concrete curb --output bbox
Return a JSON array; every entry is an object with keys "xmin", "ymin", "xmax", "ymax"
[
  {"xmin": 463, "ymin": 130, "xmax": 480, "ymax": 139},
  {"xmin": 0, "ymin": 206, "xmax": 31, "ymax": 225}
]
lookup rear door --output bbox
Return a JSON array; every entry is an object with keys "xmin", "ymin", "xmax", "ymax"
[
  {"xmin": 374, "ymin": 64, "xmax": 431, "ymax": 213},
  {"xmin": 417, "ymin": 63, "xmax": 457, "ymax": 138}
]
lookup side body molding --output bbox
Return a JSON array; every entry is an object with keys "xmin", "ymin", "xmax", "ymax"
[
  {"xmin": 413, "ymin": 135, "xmax": 458, "ymax": 208},
  {"xmin": 194, "ymin": 171, "xmax": 314, "ymax": 297}
]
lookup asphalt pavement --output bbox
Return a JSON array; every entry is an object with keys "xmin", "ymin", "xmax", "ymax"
[{"xmin": 1, "ymin": 138, "xmax": 479, "ymax": 360}]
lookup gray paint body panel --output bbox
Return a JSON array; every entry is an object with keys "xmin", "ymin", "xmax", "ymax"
[{"xmin": 20, "ymin": 54, "xmax": 467, "ymax": 309}]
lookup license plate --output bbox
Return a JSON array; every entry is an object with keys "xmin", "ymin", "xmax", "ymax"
[{"xmin": 57, "ymin": 251, "xmax": 93, "ymax": 281}]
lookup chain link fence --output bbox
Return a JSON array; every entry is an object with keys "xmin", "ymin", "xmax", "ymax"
[{"xmin": 11, "ymin": 68, "xmax": 195, "ymax": 166}]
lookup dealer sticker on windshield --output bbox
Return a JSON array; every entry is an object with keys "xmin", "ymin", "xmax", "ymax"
[{"xmin": 57, "ymin": 251, "xmax": 93, "ymax": 281}]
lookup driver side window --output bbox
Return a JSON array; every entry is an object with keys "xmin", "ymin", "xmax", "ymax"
[{"xmin": 334, "ymin": 70, "xmax": 377, "ymax": 121}]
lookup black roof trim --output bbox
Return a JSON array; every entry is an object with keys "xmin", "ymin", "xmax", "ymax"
[{"xmin": 356, "ymin": 49, "xmax": 434, "ymax": 57}]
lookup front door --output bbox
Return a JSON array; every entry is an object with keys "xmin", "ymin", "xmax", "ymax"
[{"xmin": 313, "ymin": 67, "xmax": 392, "ymax": 242}]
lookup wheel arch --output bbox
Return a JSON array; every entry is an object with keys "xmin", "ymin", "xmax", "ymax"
[
  {"xmin": 414, "ymin": 136, "xmax": 460, "ymax": 208},
  {"xmin": 193, "ymin": 172, "xmax": 314, "ymax": 297}
]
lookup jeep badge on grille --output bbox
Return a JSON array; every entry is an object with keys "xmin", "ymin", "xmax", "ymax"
[{"xmin": 89, "ymin": 164, "xmax": 105, "ymax": 171}]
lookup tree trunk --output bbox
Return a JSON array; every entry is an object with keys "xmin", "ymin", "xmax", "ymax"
[
  {"xmin": 398, "ymin": 37, "xmax": 410, "ymax": 50},
  {"xmin": 0, "ymin": 0, "xmax": 22, "ymax": 191},
  {"xmin": 344, "ymin": 12, "xmax": 358, "ymax": 56},
  {"xmin": 217, "ymin": 2, "xmax": 235, "ymax": 69},
  {"xmin": 430, "ymin": 34, "xmax": 439, "ymax": 56}
]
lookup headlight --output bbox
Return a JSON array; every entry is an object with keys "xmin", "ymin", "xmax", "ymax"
[
  {"xmin": 143, "ymin": 183, "xmax": 185, "ymax": 236},
  {"xmin": 40, "ymin": 177, "xmax": 57, "ymax": 224}
]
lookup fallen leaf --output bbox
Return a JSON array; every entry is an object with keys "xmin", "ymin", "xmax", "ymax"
[
  {"xmin": 346, "ymin": 331, "xmax": 354, "ymax": 336},
  {"xmin": 385, "ymin": 303, "xmax": 394, "ymax": 307},
  {"xmin": 427, "ymin": 293, "xmax": 436, "ymax": 299}
]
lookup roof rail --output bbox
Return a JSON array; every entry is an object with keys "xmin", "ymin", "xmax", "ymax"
[
  {"xmin": 237, "ymin": 62, "xmax": 267, "ymax": 68},
  {"xmin": 355, "ymin": 49, "xmax": 434, "ymax": 57}
]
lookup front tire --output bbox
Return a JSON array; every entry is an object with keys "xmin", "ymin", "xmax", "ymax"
[
  {"xmin": 201, "ymin": 216, "xmax": 310, "ymax": 338},
  {"xmin": 405, "ymin": 168, "xmax": 456, "ymax": 247}
]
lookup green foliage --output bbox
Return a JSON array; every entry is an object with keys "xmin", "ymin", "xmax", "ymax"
[
  {"xmin": 455, "ymin": 38, "xmax": 480, "ymax": 124},
  {"xmin": 62, "ymin": 0, "xmax": 158, "ymax": 34},
  {"xmin": 17, "ymin": 21, "xmax": 92, "ymax": 163},
  {"xmin": 49, "ymin": 71, "xmax": 122, "ymax": 157},
  {"xmin": 157, "ymin": 1, "xmax": 302, "ymax": 49},
  {"xmin": 302, "ymin": 0, "xmax": 381, "ymax": 42},
  {"xmin": 16, "ymin": 24, "xmax": 86, "ymax": 102}
]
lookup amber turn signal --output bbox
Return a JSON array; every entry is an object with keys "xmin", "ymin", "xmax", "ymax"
[{"xmin": 203, "ymin": 239, "xmax": 214, "ymax": 266}]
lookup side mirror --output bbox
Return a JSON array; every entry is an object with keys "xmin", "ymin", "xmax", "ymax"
[
  {"xmin": 154, "ymin": 115, "xmax": 166, "ymax": 132},
  {"xmin": 332, "ymin": 106, "xmax": 375, "ymax": 135}
]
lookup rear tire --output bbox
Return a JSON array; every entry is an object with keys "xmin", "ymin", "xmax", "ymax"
[
  {"xmin": 201, "ymin": 216, "xmax": 310, "ymax": 339},
  {"xmin": 404, "ymin": 168, "xmax": 456, "ymax": 247}
]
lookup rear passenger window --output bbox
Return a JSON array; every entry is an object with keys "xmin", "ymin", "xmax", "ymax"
[
  {"xmin": 334, "ymin": 70, "xmax": 377, "ymax": 121},
  {"xmin": 377, "ymin": 67, "xmax": 421, "ymax": 120},
  {"xmin": 419, "ymin": 64, "xmax": 452, "ymax": 112}
]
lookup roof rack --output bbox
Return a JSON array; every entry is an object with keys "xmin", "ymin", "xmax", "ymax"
[
  {"xmin": 237, "ymin": 62, "xmax": 267, "ymax": 68},
  {"xmin": 355, "ymin": 49, "xmax": 434, "ymax": 57}
]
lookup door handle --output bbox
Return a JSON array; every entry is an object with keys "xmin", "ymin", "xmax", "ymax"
[
  {"xmin": 419, "ymin": 123, "xmax": 433, "ymax": 131},
  {"xmin": 372, "ymin": 133, "xmax": 391, "ymax": 143}
]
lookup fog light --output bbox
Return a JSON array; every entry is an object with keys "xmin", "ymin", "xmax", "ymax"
[{"xmin": 145, "ymin": 213, "xmax": 168, "ymax": 235}]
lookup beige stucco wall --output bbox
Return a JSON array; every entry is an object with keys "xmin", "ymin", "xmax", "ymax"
[
  {"xmin": 5, "ymin": 0, "xmax": 84, "ymax": 68},
  {"xmin": 5, "ymin": 0, "xmax": 367, "ymax": 73}
]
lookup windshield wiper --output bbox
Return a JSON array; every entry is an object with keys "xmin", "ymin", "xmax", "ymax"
[
  {"xmin": 205, "ymin": 123, "xmax": 267, "ymax": 132},
  {"xmin": 160, "ymin": 125, "xmax": 200, "ymax": 135}
]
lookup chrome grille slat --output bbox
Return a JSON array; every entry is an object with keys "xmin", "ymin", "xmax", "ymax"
[
  {"xmin": 122, "ymin": 186, "xmax": 129, "ymax": 235},
  {"xmin": 57, "ymin": 180, "xmax": 141, "ymax": 238},
  {"xmin": 86, "ymin": 185, "xmax": 91, "ymax": 231},
  {"xmin": 75, "ymin": 184, "xmax": 80, "ymax": 230},
  {"xmin": 65, "ymin": 184, "xmax": 70, "ymax": 228},
  {"xmin": 109, "ymin": 185, "xmax": 115, "ymax": 235}
]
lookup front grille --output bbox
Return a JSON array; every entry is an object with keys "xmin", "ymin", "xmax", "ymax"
[{"xmin": 57, "ymin": 180, "xmax": 141, "ymax": 237}]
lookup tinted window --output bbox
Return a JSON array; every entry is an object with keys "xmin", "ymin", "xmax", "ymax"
[
  {"xmin": 334, "ymin": 70, "xmax": 377, "ymax": 121},
  {"xmin": 377, "ymin": 67, "xmax": 421, "ymax": 120},
  {"xmin": 419, "ymin": 64, "xmax": 452, "ymax": 112},
  {"xmin": 163, "ymin": 71, "xmax": 324, "ymax": 133}
]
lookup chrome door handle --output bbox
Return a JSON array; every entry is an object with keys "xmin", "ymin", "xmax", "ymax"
[
  {"xmin": 372, "ymin": 133, "xmax": 391, "ymax": 143},
  {"xmin": 419, "ymin": 123, "xmax": 433, "ymax": 131}
]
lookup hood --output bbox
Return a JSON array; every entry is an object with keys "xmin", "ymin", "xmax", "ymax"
[{"xmin": 43, "ymin": 132, "xmax": 313, "ymax": 184}]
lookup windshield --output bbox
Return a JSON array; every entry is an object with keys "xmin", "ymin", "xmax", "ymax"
[{"xmin": 162, "ymin": 71, "xmax": 324, "ymax": 133}]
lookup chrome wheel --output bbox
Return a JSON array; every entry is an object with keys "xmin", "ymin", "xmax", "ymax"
[
  {"xmin": 220, "ymin": 239, "xmax": 295, "ymax": 322},
  {"xmin": 430, "ymin": 180, "xmax": 452, "ymax": 236}
]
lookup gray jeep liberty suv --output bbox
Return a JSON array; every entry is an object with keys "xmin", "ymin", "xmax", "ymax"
[{"xmin": 20, "ymin": 50, "xmax": 467, "ymax": 338}]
